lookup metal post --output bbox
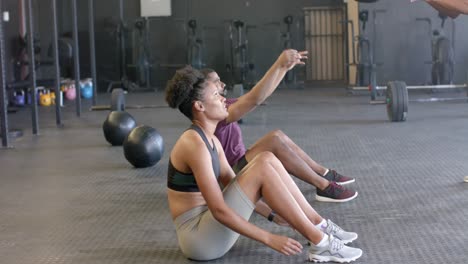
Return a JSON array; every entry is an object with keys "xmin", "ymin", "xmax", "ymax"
[
  {"xmin": 71, "ymin": 0, "xmax": 81, "ymax": 116},
  {"xmin": 144, "ymin": 17, "xmax": 150, "ymax": 90},
  {"xmin": 88, "ymin": 0, "xmax": 97, "ymax": 105},
  {"xmin": 451, "ymin": 18, "xmax": 455, "ymax": 59},
  {"xmin": 119, "ymin": 0, "xmax": 125, "ymax": 85},
  {"xmin": 0, "ymin": 0, "xmax": 10, "ymax": 147},
  {"xmin": 51, "ymin": 0, "xmax": 62, "ymax": 126},
  {"xmin": 26, "ymin": 0, "xmax": 39, "ymax": 134}
]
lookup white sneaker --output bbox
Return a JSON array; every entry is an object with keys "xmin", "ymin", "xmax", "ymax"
[
  {"xmin": 322, "ymin": 219, "xmax": 358, "ymax": 244},
  {"xmin": 309, "ymin": 235, "xmax": 362, "ymax": 263}
]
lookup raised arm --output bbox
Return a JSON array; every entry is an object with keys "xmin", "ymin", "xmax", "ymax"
[
  {"xmin": 424, "ymin": 0, "xmax": 468, "ymax": 18},
  {"xmin": 225, "ymin": 49, "xmax": 307, "ymax": 123}
]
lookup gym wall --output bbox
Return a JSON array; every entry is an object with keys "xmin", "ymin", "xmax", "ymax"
[
  {"xmin": 81, "ymin": 0, "xmax": 340, "ymax": 91},
  {"xmin": 2, "ymin": 0, "xmax": 467, "ymax": 91},
  {"xmin": 87, "ymin": 0, "xmax": 468, "ymax": 89},
  {"xmin": 358, "ymin": 1, "xmax": 468, "ymax": 85}
]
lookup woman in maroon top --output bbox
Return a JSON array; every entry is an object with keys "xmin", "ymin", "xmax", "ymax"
[{"xmin": 203, "ymin": 49, "xmax": 358, "ymax": 203}]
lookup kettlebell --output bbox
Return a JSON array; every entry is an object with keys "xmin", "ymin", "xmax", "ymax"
[
  {"xmin": 13, "ymin": 91, "xmax": 25, "ymax": 106},
  {"xmin": 65, "ymin": 83, "xmax": 76, "ymax": 101},
  {"xmin": 80, "ymin": 79, "xmax": 93, "ymax": 99},
  {"xmin": 26, "ymin": 89, "xmax": 39, "ymax": 105},
  {"xmin": 39, "ymin": 90, "xmax": 52, "ymax": 106},
  {"xmin": 35, "ymin": 87, "xmax": 46, "ymax": 105}
]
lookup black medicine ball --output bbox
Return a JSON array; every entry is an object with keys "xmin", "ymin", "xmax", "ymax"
[
  {"xmin": 102, "ymin": 111, "xmax": 137, "ymax": 146},
  {"xmin": 123, "ymin": 125, "xmax": 164, "ymax": 168}
]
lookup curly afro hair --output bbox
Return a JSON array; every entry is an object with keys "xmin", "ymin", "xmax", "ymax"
[{"xmin": 165, "ymin": 65, "xmax": 206, "ymax": 120}]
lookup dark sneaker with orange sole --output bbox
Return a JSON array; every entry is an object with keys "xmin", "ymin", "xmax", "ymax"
[
  {"xmin": 316, "ymin": 182, "xmax": 358, "ymax": 203},
  {"xmin": 323, "ymin": 170, "xmax": 355, "ymax": 185}
]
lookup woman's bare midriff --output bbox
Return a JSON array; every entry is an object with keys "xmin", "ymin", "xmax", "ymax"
[{"xmin": 167, "ymin": 188, "xmax": 207, "ymax": 220}]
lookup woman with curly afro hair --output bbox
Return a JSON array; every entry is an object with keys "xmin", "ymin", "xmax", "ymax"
[{"xmin": 165, "ymin": 65, "xmax": 362, "ymax": 263}]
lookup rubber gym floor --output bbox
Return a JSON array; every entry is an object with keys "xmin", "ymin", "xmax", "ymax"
[{"xmin": 1, "ymin": 87, "xmax": 467, "ymax": 264}]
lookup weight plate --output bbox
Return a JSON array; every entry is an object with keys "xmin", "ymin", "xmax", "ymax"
[
  {"xmin": 386, "ymin": 81, "xmax": 408, "ymax": 122},
  {"xmin": 386, "ymin": 82, "xmax": 395, "ymax": 121}
]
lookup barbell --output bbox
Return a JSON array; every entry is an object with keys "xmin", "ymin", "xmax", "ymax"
[{"xmin": 385, "ymin": 81, "xmax": 468, "ymax": 122}]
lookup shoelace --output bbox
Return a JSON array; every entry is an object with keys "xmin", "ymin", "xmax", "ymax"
[
  {"xmin": 330, "ymin": 170, "xmax": 343, "ymax": 181},
  {"xmin": 325, "ymin": 220, "xmax": 343, "ymax": 235},
  {"xmin": 327, "ymin": 182, "xmax": 344, "ymax": 195},
  {"xmin": 329, "ymin": 236, "xmax": 345, "ymax": 253}
]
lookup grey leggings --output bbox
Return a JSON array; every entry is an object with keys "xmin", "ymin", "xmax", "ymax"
[{"xmin": 173, "ymin": 178, "xmax": 255, "ymax": 261}]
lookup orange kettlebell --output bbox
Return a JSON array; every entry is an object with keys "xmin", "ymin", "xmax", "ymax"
[{"xmin": 39, "ymin": 90, "xmax": 52, "ymax": 106}]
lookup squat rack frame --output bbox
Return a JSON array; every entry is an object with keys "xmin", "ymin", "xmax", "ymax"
[{"xmin": 0, "ymin": 0, "xmax": 98, "ymax": 148}]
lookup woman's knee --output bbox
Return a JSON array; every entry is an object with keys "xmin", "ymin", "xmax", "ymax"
[
  {"xmin": 265, "ymin": 130, "xmax": 288, "ymax": 148},
  {"xmin": 267, "ymin": 129, "xmax": 285, "ymax": 140},
  {"xmin": 250, "ymin": 151, "xmax": 280, "ymax": 168},
  {"xmin": 236, "ymin": 152, "xmax": 277, "ymax": 194}
]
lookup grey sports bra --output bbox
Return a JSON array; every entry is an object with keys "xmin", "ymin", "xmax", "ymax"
[{"xmin": 167, "ymin": 125, "xmax": 220, "ymax": 192}]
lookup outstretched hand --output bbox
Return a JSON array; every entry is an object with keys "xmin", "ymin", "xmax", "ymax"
[
  {"xmin": 278, "ymin": 49, "xmax": 308, "ymax": 71},
  {"xmin": 266, "ymin": 233, "xmax": 303, "ymax": 256}
]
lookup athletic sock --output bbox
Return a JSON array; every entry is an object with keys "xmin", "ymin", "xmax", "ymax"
[
  {"xmin": 322, "ymin": 169, "xmax": 329, "ymax": 177},
  {"xmin": 315, "ymin": 234, "xmax": 329, "ymax": 247},
  {"xmin": 315, "ymin": 219, "xmax": 328, "ymax": 231}
]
